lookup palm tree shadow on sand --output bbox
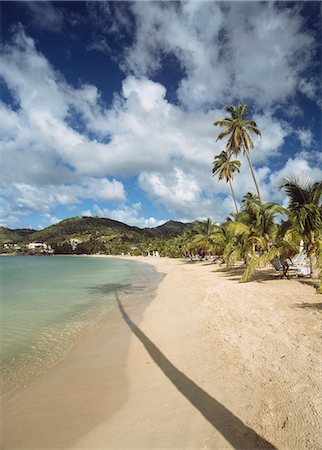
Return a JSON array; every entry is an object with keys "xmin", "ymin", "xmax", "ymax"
[{"xmin": 116, "ymin": 294, "xmax": 277, "ymax": 450}]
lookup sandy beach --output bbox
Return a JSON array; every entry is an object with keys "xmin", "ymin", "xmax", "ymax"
[{"xmin": 1, "ymin": 256, "xmax": 321, "ymax": 449}]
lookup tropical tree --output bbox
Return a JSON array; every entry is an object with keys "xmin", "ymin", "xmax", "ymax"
[
  {"xmin": 222, "ymin": 220, "xmax": 255, "ymax": 266},
  {"xmin": 212, "ymin": 150, "xmax": 241, "ymax": 213},
  {"xmin": 238, "ymin": 194, "xmax": 283, "ymax": 251},
  {"xmin": 191, "ymin": 218, "xmax": 218, "ymax": 257},
  {"xmin": 279, "ymin": 177, "xmax": 322, "ymax": 277},
  {"xmin": 240, "ymin": 192, "xmax": 261, "ymax": 213},
  {"xmin": 163, "ymin": 232, "xmax": 194, "ymax": 258},
  {"xmin": 214, "ymin": 104, "xmax": 262, "ymax": 202},
  {"xmin": 224, "ymin": 196, "xmax": 287, "ymax": 279},
  {"xmin": 238, "ymin": 178, "xmax": 321, "ymax": 282}
]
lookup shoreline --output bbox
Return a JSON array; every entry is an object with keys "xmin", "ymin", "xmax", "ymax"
[
  {"xmin": 0, "ymin": 255, "xmax": 162, "ymax": 396},
  {"xmin": 2, "ymin": 256, "xmax": 321, "ymax": 449}
]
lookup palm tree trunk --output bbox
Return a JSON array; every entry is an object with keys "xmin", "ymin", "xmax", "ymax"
[
  {"xmin": 245, "ymin": 152, "xmax": 262, "ymax": 203},
  {"xmin": 228, "ymin": 179, "xmax": 239, "ymax": 214},
  {"xmin": 309, "ymin": 254, "xmax": 319, "ymax": 278}
]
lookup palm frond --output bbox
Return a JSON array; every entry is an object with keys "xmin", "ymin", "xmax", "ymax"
[
  {"xmin": 239, "ymin": 103, "xmax": 249, "ymax": 119},
  {"xmin": 213, "ymin": 118, "xmax": 233, "ymax": 127},
  {"xmin": 279, "ymin": 177, "xmax": 309, "ymax": 207},
  {"xmin": 216, "ymin": 128, "xmax": 233, "ymax": 141}
]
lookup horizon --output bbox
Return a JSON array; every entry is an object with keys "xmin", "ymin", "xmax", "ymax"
[
  {"xmin": 2, "ymin": 214, "xmax": 196, "ymax": 232},
  {"xmin": 1, "ymin": 1, "xmax": 321, "ymax": 230}
]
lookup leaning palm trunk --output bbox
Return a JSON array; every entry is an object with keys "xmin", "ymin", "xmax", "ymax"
[
  {"xmin": 309, "ymin": 254, "xmax": 319, "ymax": 278},
  {"xmin": 228, "ymin": 179, "xmax": 239, "ymax": 214},
  {"xmin": 245, "ymin": 152, "xmax": 262, "ymax": 203}
]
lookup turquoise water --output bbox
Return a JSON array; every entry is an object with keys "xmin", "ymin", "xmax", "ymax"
[{"xmin": 0, "ymin": 256, "xmax": 150, "ymax": 394}]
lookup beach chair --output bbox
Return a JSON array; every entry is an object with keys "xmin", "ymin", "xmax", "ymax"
[
  {"xmin": 271, "ymin": 258, "xmax": 287, "ymax": 277},
  {"xmin": 288, "ymin": 253, "xmax": 310, "ymax": 276},
  {"xmin": 270, "ymin": 258, "xmax": 300, "ymax": 278}
]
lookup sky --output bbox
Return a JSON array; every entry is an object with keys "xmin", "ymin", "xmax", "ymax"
[{"xmin": 1, "ymin": 1, "xmax": 321, "ymax": 230}]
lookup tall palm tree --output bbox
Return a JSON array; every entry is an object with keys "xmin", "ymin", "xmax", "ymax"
[
  {"xmin": 212, "ymin": 151, "xmax": 241, "ymax": 214},
  {"xmin": 214, "ymin": 104, "xmax": 262, "ymax": 202},
  {"xmin": 279, "ymin": 177, "xmax": 321, "ymax": 277}
]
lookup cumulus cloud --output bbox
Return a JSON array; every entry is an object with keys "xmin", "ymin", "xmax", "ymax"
[
  {"xmin": 269, "ymin": 155, "xmax": 322, "ymax": 192},
  {"xmin": 0, "ymin": 22, "xmax": 320, "ymax": 228},
  {"xmin": 86, "ymin": 203, "xmax": 165, "ymax": 229},
  {"xmin": 90, "ymin": 2, "xmax": 320, "ymax": 110},
  {"xmin": 138, "ymin": 168, "xmax": 201, "ymax": 216},
  {"xmin": 3, "ymin": 178, "xmax": 125, "ymax": 219},
  {"xmin": 0, "ymin": 198, "xmax": 22, "ymax": 228},
  {"xmin": 138, "ymin": 167, "xmax": 252, "ymax": 222}
]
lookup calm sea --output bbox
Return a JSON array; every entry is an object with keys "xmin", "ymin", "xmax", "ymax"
[{"xmin": 0, "ymin": 256, "xmax": 157, "ymax": 394}]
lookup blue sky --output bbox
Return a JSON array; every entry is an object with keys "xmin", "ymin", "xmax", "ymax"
[{"xmin": 1, "ymin": 1, "xmax": 321, "ymax": 230}]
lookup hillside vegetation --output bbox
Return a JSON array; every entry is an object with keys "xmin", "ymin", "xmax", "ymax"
[
  {"xmin": 0, "ymin": 227, "xmax": 36, "ymax": 243},
  {"xmin": 0, "ymin": 216, "xmax": 195, "ymax": 255}
]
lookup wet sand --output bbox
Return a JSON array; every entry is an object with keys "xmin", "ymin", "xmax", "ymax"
[{"xmin": 1, "ymin": 257, "xmax": 321, "ymax": 449}]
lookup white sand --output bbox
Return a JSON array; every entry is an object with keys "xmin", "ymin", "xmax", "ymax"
[{"xmin": 2, "ymin": 257, "xmax": 321, "ymax": 449}]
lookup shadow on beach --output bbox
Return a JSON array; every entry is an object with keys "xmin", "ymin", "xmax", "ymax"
[
  {"xmin": 116, "ymin": 294, "xmax": 277, "ymax": 450},
  {"xmin": 293, "ymin": 302, "xmax": 322, "ymax": 311},
  {"xmin": 211, "ymin": 265, "xmax": 300, "ymax": 284},
  {"xmin": 2, "ymin": 274, "xmax": 163, "ymax": 449}
]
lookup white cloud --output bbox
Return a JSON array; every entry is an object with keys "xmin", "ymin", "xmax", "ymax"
[
  {"xmin": 40, "ymin": 213, "xmax": 61, "ymax": 228},
  {"xmin": 296, "ymin": 128, "xmax": 314, "ymax": 149},
  {"xmin": 1, "ymin": 178, "xmax": 125, "ymax": 224},
  {"xmin": 93, "ymin": 2, "xmax": 320, "ymax": 110},
  {"xmin": 138, "ymin": 167, "xmax": 241, "ymax": 222},
  {"xmin": 0, "ymin": 198, "xmax": 21, "ymax": 228},
  {"xmin": 270, "ymin": 156, "xmax": 322, "ymax": 188},
  {"xmin": 24, "ymin": 2, "xmax": 65, "ymax": 33},
  {"xmin": 139, "ymin": 168, "xmax": 200, "ymax": 212},
  {"xmin": 89, "ymin": 203, "xmax": 165, "ymax": 229},
  {"xmin": 0, "ymin": 23, "xmax": 319, "ymax": 228},
  {"xmin": 0, "ymin": 26, "xmax": 298, "ymax": 180},
  {"xmin": 251, "ymin": 113, "xmax": 290, "ymax": 163},
  {"xmin": 0, "ymin": 24, "xmax": 68, "ymax": 120}
]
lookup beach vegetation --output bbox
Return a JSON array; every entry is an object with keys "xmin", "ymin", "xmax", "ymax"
[{"xmin": 279, "ymin": 177, "xmax": 322, "ymax": 278}]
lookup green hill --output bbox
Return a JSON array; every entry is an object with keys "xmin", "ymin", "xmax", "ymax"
[
  {"xmin": 28, "ymin": 216, "xmax": 147, "ymax": 244},
  {"xmin": 148, "ymin": 220, "xmax": 196, "ymax": 237},
  {"xmin": 0, "ymin": 227, "xmax": 36, "ymax": 243},
  {"xmin": 0, "ymin": 217, "xmax": 194, "ymax": 255}
]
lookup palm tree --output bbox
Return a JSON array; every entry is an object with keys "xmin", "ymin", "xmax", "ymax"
[
  {"xmin": 240, "ymin": 192, "xmax": 261, "ymax": 213},
  {"xmin": 239, "ymin": 178, "xmax": 321, "ymax": 282},
  {"xmin": 191, "ymin": 218, "xmax": 218, "ymax": 257},
  {"xmin": 239, "ymin": 194, "xmax": 283, "ymax": 251},
  {"xmin": 224, "ymin": 199, "xmax": 286, "ymax": 280},
  {"xmin": 214, "ymin": 104, "xmax": 262, "ymax": 202},
  {"xmin": 212, "ymin": 151, "xmax": 241, "ymax": 214},
  {"xmin": 279, "ymin": 177, "xmax": 321, "ymax": 277}
]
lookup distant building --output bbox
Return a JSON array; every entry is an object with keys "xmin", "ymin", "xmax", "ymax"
[
  {"xmin": 3, "ymin": 243, "xmax": 21, "ymax": 251},
  {"xmin": 27, "ymin": 242, "xmax": 53, "ymax": 254},
  {"xmin": 70, "ymin": 238, "xmax": 83, "ymax": 250}
]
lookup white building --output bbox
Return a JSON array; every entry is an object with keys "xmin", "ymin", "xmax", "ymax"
[
  {"xmin": 70, "ymin": 238, "xmax": 83, "ymax": 250},
  {"xmin": 27, "ymin": 242, "xmax": 53, "ymax": 253}
]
